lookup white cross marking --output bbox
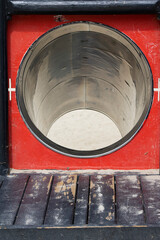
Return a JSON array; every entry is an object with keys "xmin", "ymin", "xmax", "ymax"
[
  {"xmin": 8, "ymin": 78, "xmax": 16, "ymax": 101},
  {"xmin": 154, "ymin": 78, "xmax": 160, "ymax": 102}
]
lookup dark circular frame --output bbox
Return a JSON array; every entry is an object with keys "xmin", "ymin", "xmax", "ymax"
[{"xmin": 16, "ymin": 21, "xmax": 153, "ymax": 158}]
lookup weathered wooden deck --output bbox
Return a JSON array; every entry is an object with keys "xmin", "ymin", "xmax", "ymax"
[{"xmin": 0, "ymin": 173, "xmax": 160, "ymax": 239}]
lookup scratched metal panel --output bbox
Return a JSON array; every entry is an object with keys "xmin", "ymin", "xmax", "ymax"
[{"xmin": 7, "ymin": 14, "xmax": 160, "ymax": 170}]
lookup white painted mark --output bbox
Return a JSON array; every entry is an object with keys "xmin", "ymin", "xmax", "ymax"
[
  {"xmin": 98, "ymin": 204, "xmax": 105, "ymax": 213},
  {"xmin": 8, "ymin": 78, "xmax": 16, "ymax": 101},
  {"xmin": 154, "ymin": 78, "xmax": 160, "ymax": 102}
]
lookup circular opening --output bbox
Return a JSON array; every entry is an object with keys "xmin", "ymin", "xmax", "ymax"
[
  {"xmin": 47, "ymin": 109, "xmax": 122, "ymax": 150},
  {"xmin": 16, "ymin": 22, "xmax": 153, "ymax": 158}
]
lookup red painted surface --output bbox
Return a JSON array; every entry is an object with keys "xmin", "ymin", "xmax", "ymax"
[{"xmin": 7, "ymin": 15, "xmax": 160, "ymax": 170}]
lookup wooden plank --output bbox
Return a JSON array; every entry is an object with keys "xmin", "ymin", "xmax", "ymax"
[
  {"xmin": 74, "ymin": 175, "xmax": 89, "ymax": 225},
  {"xmin": 15, "ymin": 175, "xmax": 53, "ymax": 226},
  {"xmin": 0, "ymin": 174, "xmax": 28, "ymax": 225},
  {"xmin": 116, "ymin": 175, "xmax": 145, "ymax": 225},
  {"xmin": 88, "ymin": 175, "xmax": 115, "ymax": 225},
  {"xmin": 141, "ymin": 175, "xmax": 160, "ymax": 225},
  {"xmin": 45, "ymin": 175, "xmax": 77, "ymax": 226}
]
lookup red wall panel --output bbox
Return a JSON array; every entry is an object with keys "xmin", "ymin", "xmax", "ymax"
[{"xmin": 7, "ymin": 14, "xmax": 160, "ymax": 170}]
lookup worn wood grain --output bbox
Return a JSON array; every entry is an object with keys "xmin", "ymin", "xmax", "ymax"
[
  {"xmin": 1, "ymin": 173, "xmax": 160, "ymax": 230},
  {"xmin": 141, "ymin": 175, "xmax": 160, "ymax": 225},
  {"xmin": 88, "ymin": 175, "xmax": 115, "ymax": 225},
  {"xmin": 74, "ymin": 175, "xmax": 89, "ymax": 225},
  {"xmin": 0, "ymin": 175, "xmax": 28, "ymax": 225},
  {"xmin": 15, "ymin": 174, "xmax": 52, "ymax": 226},
  {"xmin": 45, "ymin": 175, "xmax": 77, "ymax": 225},
  {"xmin": 116, "ymin": 175, "xmax": 145, "ymax": 225}
]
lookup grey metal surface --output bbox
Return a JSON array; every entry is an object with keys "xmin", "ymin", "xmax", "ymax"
[
  {"xmin": 7, "ymin": 0, "xmax": 160, "ymax": 14},
  {"xmin": 16, "ymin": 22, "xmax": 153, "ymax": 157}
]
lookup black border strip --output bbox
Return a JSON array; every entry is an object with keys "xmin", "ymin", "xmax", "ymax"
[
  {"xmin": 1, "ymin": 225, "xmax": 160, "ymax": 240},
  {"xmin": 0, "ymin": 0, "xmax": 8, "ymax": 175},
  {"xmin": 7, "ymin": 0, "xmax": 160, "ymax": 15}
]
